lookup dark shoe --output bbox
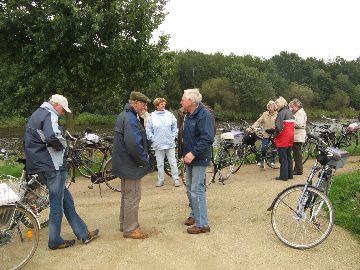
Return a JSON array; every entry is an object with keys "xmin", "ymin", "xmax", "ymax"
[
  {"xmin": 275, "ymin": 177, "xmax": 287, "ymax": 181},
  {"xmin": 82, "ymin": 229, "xmax": 99, "ymax": 244},
  {"xmin": 293, "ymin": 172, "xmax": 303, "ymax": 175},
  {"xmin": 49, "ymin": 239, "xmax": 75, "ymax": 250},
  {"xmin": 184, "ymin": 217, "xmax": 195, "ymax": 226},
  {"xmin": 123, "ymin": 229, "xmax": 148, "ymax": 239},
  {"xmin": 187, "ymin": 226, "xmax": 210, "ymax": 234}
]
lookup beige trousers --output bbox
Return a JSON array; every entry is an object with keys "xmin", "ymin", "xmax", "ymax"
[{"xmin": 120, "ymin": 179, "xmax": 142, "ymax": 235}]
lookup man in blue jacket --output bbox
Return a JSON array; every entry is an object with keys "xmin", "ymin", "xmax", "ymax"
[
  {"xmin": 24, "ymin": 94, "xmax": 99, "ymax": 250},
  {"xmin": 112, "ymin": 91, "xmax": 151, "ymax": 239},
  {"xmin": 181, "ymin": 89, "xmax": 215, "ymax": 234}
]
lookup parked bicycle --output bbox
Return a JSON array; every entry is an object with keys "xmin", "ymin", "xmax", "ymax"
[
  {"xmin": 65, "ymin": 131, "xmax": 119, "ymax": 192},
  {"xmin": 0, "ymin": 154, "xmax": 51, "ymax": 269},
  {"xmin": 268, "ymin": 133, "xmax": 349, "ymax": 249}
]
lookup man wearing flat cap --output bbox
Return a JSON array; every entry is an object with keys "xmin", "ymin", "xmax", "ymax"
[
  {"xmin": 112, "ymin": 91, "xmax": 151, "ymax": 239},
  {"xmin": 24, "ymin": 94, "xmax": 99, "ymax": 250}
]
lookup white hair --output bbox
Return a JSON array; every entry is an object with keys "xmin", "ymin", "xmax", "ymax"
[
  {"xmin": 275, "ymin": 96, "xmax": 288, "ymax": 110},
  {"xmin": 183, "ymin": 88, "xmax": 202, "ymax": 105},
  {"xmin": 267, "ymin": 100, "xmax": 277, "ymax": 110}
]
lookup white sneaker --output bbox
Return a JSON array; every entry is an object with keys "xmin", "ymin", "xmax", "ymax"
[
  {"xmin": 156, "ymin": 181, "xmax": 164, "ymax": 187},
  {"xmin": 174, "ymin": 180, "xmax": 180, "ymax": 187},
  {"xmin": 257, "ymin": 162, "xmax": 261, "ymax": 166}
]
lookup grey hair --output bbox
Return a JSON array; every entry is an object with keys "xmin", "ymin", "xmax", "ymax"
[
  {"xmin": 267, "ymin": 100, "xmax": 277, "ymax": 110},
  {"xmin": 183, "ymin": 88, "xmax": 202, "ymax": 105},
  {"xmin": 274, "ymin": 96, "xmax": 288, "ymax": 110},
  {"xmin": 289, "ymin": 98, "xmax": 302, "ymax": 108}
]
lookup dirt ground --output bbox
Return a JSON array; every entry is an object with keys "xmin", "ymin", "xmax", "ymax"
[{"xmin": 25, "ymin": 157, "xmax": 360, "ymax": 270}]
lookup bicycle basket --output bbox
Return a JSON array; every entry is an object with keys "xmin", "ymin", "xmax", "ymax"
[
  {"xmin": 243, "ymin": 132, "xmax": 258, "ymax": 146},
  {"xmin": 0, "ymin": 182, "xmax": 20, "ymax": 205},
  {"xmin": 326, "ymin": 147, "xmax": 349, "ymax": 169},
  {"xmin": 220, "ymin": 131, "xmax": 244, "ymax": 145},
  {"xmin": 347, "ymin": 123, "xmax": 360, "ymax": 134}
]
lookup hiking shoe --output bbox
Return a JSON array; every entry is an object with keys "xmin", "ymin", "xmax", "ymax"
[
  {"xmin": 123, "ymin": 229, "xmax": 148, "ymax": 239},
  {"xmin": 82, "ymin": 229, "xmax": 99, "ymax": 244},
  {"xmin": 184, "ymin": 217, "xmax": 195, "ymax": 226},
  {"xmin": 187, "ymin": 226, "xmax": 210, "ymax": 234},
  {"xmin": 174, "ymin": 180, "xmax": 180, "ymax": 187},
  {"xmin": 49, "ymin": 239, "xmax": 75, "ymax": 250}
]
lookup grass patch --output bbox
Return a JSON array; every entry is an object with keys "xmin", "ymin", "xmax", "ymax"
[
  {"xmin": 0, "ymin": 160, "xmax": 24, "ymax": 178},
  {"xmin": 329, "ymin": 170, "xmax": 360, "ymax": 241}
]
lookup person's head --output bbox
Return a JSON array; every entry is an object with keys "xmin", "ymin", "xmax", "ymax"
[
  {"xmin": 49, "ymin": 94, "xmax": 71, "ymax": 116},
  {"xmin": 153, "ymin": 97, "xmax": 167, "ymax": 111},
  {"xmin": 274, "ymin": 96, "xmax": 288, "ymax": 111},
  {"xmin": 266, "ymin": 100, "xmax": 277, "ymax": 114},
  {"xmin": 129, "ymin": 91, "xmax": 151, "ymax": 114},
  {"xmin": 289, "ymin": 98, "xmax": 302, "ymax": 113},
  {"xmin": 181, "ymin": 88, "xmax": 202, "ymax": 113}
]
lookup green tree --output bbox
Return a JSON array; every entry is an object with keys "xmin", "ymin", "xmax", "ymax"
[
  {"xmin": 286, "ymin": 82, "xmax": 317, "ymax": 107},
  {"xmin": 324, "ymin": 89, "xmax": 350, "ymax": 111},
  {"xmin": 0, "ymin": 0, "xmax": 169, "ymax": 116}
]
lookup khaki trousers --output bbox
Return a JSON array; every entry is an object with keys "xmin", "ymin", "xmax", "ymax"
[{"xmin": 120, "ymin": 179, "xmax": 141, "ymax": 235}]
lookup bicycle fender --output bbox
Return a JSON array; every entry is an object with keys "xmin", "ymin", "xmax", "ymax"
[{"xmin": 267, "ymin": 184, "xmax": 305, "ymax": 211}]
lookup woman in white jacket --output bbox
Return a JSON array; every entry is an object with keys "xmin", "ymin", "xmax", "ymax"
[
  {"xmin": 289, "ymin": 98, "xmax": 307, "ymax": 175},
  {"xmin": 146, "ymin": 98, "xmax": 180, "ymax": 187}
]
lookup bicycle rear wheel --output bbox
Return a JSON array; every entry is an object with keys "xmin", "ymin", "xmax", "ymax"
[
  {"xmin": 264, "ymin": 143, "xmax": 280, "ymax": 168},
  {"xmin": 102, "ymin": 158, "xmax": 121, "ymax": 192},
  {"xmin": 218, "ymin": 145, "xmax": 236, "ymax": 182},
  {"xmin": 301, "ymin": 139, "xmax": 317, "ymax": 164},
  {"xmin": 0, "ymin": 204, "xmax": 39, "ymax": 270},
  {"xmin": 78, "ymin": 147, "xmax": 105, "ymax": 178},
  {"xmin": 231, "ymin": 144, "xmax": 246, "ymax": 174},
  {"xmin": 271, "ymin": 185, "xmax": 334, "ymax": 249}
]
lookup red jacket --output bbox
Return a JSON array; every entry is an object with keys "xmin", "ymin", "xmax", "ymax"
[{"xmin": 274, "ymin": 107, "xmax": 295, "ymax": 148}]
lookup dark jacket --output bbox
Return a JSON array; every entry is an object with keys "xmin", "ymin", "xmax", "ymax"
[
  {"xmin": 24, "ymin": 102, "xmax": 67, "ymax": 174},
  {"xmin": 112, "ymin": 104, "xmax": 150, "ymax": 180},
  {"xmin": 181, "ymin": 103, "xmax": 215, "ymax": 166},
  {"xmin": 274, "ymin": 106, "xmax": 295, "ymax": 148}
]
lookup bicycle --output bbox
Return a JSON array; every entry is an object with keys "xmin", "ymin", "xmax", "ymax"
[
  {"xmin": 65, "ymin": 131, "xmax": 120, "ymax": 192},
  {"xmin": 234, "ymin": 127, "xmax": 280, "ymax": 172},
  {"xmin": 0, "ymin": 172, "xmax": 46, "ymax": 270},
  {"xmin": 206, "ymin": 123, "xmax": 244, "ymax": 185},
  {"xmin": 268, "ymin": 133, "xmax": 349, "ymax": 249}
]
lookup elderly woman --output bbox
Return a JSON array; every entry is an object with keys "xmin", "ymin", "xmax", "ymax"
[
  {"xmin": 289, "ymin": 99, "xmax": 307, "ymax": 175},
  {"xmin": 274, "ymin": 97, "xmax": 295, "ymax": 181},
  {"xmin": 146, "ymin": 98, "xmax": 180, "ymax": 187},
  {"xmin": 250, "ymin": 100, "xmax": 278, "ymax": 168}
]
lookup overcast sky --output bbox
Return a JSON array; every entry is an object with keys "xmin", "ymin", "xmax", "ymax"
[{"xmin": 155, "ymin": 0, "xmax": 360, "ymax": 60}]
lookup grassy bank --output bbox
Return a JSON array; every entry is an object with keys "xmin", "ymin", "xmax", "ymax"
[
  {"xmin": 1, "ymin": 108, "xmax": 358, "ymax": 128},
  {"xmin": 330, "ymin": 170, "xmax": 360, "ymax": 241}
]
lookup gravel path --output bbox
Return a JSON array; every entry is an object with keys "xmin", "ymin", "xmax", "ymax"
[{"xmin": 25, "ymin": 157, "xmax": 360, "ymax": 270}]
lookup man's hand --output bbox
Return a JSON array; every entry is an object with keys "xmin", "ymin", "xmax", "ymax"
[{"xmin": 184, "ymin": 152, "xmax": 195, "ymax": 164}]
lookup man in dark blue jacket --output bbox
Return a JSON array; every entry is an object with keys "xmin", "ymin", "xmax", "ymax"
[
  {"xmin": 112, "ymin": 91, "xmax": 151, "ymax": 239},
  {"xmin": 24, "ymin": 94, "xmax": 98, "ymax": 250},
  {"xmin": 181, "ymin": 89, "xmax": 215, "ymax": 234}
]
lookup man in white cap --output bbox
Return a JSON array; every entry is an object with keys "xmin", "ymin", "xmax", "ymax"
[{"xmin": 24, "ymin": 94, "xmax": 99, "ymax": 250}]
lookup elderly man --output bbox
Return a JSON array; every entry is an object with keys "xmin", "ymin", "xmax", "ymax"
[
  {"xmin": 112, "ymin": 91, "xmax": 151, "ymax": 239},
  {"xmin": 24, "ymin": 94, "xmax": 99, "ymax": 250},
  {"xmin": 181, "ymin": 89, "xmax": 215, "ymax": 234}
]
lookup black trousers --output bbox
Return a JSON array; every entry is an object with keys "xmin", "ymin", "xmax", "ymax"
[
  {"xmin": 292, "ymin": 142, "xmax": 303, "ymax": 174},
  {"xmin": 278, "ymin": 147, "xmax": 293, "ymax": 180}
]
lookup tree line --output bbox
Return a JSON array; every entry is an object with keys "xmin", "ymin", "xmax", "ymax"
[{"xmin": 1, "ymin": 0, "xmax": 360, "ymax": 121}]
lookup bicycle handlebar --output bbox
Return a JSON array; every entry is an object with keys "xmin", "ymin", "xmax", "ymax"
[{"xmin": 307, "ymin": 133, "xmax": 327, "ymax": 148}]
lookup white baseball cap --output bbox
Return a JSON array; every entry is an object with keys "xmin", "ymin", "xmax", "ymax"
[{"xmin": 49, "ymin": 94, "xmax": 72, "ymax": 113}]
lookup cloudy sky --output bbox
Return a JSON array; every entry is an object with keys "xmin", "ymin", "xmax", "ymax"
[{"xmin": 155, "ymin": 0, "xmax": 360, "ymax": 60}]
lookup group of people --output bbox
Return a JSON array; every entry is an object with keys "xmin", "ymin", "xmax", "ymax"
[
  {"xmin": 23, "ymin": 87, "xmax": 308, "ymax": 249},
  {"xmin": 250, "ymin": 96, "xmax": 307, "ymax": 181},
  {"xmin": 24, "ymin": 88, "xmax": 214, "ymax": 249}
]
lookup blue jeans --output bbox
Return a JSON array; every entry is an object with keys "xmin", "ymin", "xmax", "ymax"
[
  {"xmin": 155, "ymin": 148, "xmax": 179, "ymax": 183},
  {"xmin": 278, "ymin": 147, "xmax": 293, "ymax": 180},
  {"xmin": 39, "ymin": 170, "xmax": 88, "ymax": 248},
  {"xmin": 185, "ymin": 165, "xmax": 209, "ymax": 227}
]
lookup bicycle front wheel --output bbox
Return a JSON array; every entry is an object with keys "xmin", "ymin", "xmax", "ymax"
[
  {"xmin": 231, "ymin": 144, "xmax": 246, "ymax": 174},
  {"xmin": 102, "ymin": 158, "xmax": 121, "ymax": 192},
  {"xmin": 78, "ymin": 147, "xmax": 105, "ymax": 178},
  {"xmin": 0, "ymin": 204, "xmax": 39, "ymax": 270},
  {"xmin": 271, "ymin": 185, "xmax": 334, "ymax": 249},
  {"xmin": 264, "ymin": 143, "xmax": 280, "ymax": 169}
]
